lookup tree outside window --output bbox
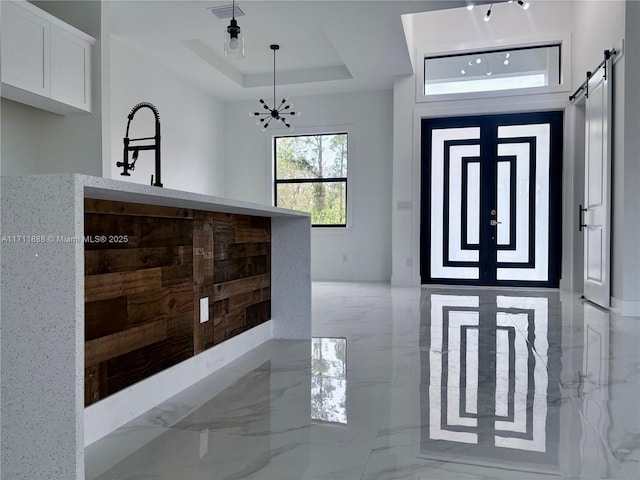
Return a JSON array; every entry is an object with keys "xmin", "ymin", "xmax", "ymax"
[{"xmin": 274, "ymin": 133, "xmax": 348, "ymax": 227}]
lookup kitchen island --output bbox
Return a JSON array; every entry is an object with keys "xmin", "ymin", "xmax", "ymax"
[{"xmin": 0, "ymin": 174, "xmax": 311, "ymax": 480}]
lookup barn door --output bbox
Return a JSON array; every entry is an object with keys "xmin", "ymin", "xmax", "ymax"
[
  {"xmin": 582, "ymin": 66, "xmax": 612, "ymax": 308},
  {"xmin": 421, "ymin": 112, "xmax": 563, "ymax": 287}
]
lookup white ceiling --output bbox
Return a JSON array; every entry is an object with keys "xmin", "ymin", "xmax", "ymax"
[{"xmin": 104, "ymin": 0, "xmax": 478, "ymax": 102}]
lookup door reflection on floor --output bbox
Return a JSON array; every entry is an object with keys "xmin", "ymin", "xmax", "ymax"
[{"xmin": 420, "ymin": 290, "xmax": 561, "ymax": 473}]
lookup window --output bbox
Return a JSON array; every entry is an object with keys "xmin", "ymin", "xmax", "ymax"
[
  {"xmin": 424, "ymin": 44, "xmax": 561, "ymax": 96},
  {"xmin": 417, "ymin": 37, "xmax": 571, "ymax": 102},
  {"xmin": 274, "ymin": 133, "xmax": 348, "ymax": 227}
]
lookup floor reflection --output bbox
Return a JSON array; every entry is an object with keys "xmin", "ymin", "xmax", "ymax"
[
  {"xmin": 420, "ymin": 292, "xmax": 561, "ymax": 474},
  {"xmin": 85, "ymin": 283, "xmax": 640, "ymax": 480},
  {"xmin": 312, "ymin": 337, "xmax": 347, "ymax": 424}
]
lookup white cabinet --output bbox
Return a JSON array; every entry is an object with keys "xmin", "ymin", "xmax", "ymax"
[{"xmin": 0, "ymin": 1, "xmax": 95, "ymax": 114}]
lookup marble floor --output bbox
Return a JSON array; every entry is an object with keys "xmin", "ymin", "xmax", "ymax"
[{"xmin": 86, "ymin": 282, "xmax": 640, "ymax": 480}]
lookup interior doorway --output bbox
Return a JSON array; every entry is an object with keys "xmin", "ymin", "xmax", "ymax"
[{"xmin": 420, "ymin": 111, "xmax": 563, "ymax": 287}]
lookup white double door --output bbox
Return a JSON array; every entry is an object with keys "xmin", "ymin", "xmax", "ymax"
[{"xmin": 421, "ymin": 112, "xmax": 563, "ymax": 287}]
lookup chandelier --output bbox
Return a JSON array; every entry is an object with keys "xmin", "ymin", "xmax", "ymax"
[{"xmin": 251, "ymin": 44, "xmax": 300, "ymax": 131}]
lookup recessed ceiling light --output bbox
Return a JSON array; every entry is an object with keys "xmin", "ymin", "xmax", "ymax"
[
  {"xmin": 467, "ymin": 4, "xmax": 474, "ymax": 10},
  {"xmin": 461, "ymin": 69, "xmax": 466, "ymax": 74},
  {"xmin": 504, "ymin": 59, "xmax": 510, "ymax": 65},
  {"xmin": 487, "ymin": 71, "xmax": 492, "ymax": 76},
  {"xmin": 505, "ymin": 53, "xmax": 510, "ymax": 59},
  {"xmin": 476, "ymin": 58, "xmax": 482, "ymax": 64}
]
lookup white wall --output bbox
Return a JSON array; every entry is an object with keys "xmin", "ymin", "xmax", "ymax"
[
  {"xmin": 106, "ymin": 36, "xmax": 225, "ymax": 196},
  {"xmin": 1, "ymin": 0, "xmax": 102, "ymax": 176},
  {"xmin": 392, "ymin": 1, "xmax": 575, "ymax": 287},
  {"xmin": 620, "ymin": 1, "xmax": 640, "ymax": 313},
  {"xmin": 224, "ymin": 90, "xmax": 393, "ymax": 282}
]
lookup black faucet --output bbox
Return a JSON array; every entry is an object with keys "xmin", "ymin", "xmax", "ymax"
[{"xmin": 117, "ymin": 102, "xmax": 163, "ymax": 187}]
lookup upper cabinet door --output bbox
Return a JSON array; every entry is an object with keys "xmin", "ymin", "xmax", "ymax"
[
  {"xmin": 1, "ymin": 1, "xmax": 51, "ymax": 97},
  {"xmin": 0, "ymin": 1, "xmax": 95, "ymax": 114},
  {"xmin": 50, "ymin": 24, "xmax": 91, "ymax": 112}
]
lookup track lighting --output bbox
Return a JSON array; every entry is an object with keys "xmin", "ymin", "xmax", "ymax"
[{"xmin": 484, "ymin": 4, "xmax": 492, "ymax": 22}]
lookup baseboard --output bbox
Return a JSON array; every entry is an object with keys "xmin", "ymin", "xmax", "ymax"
[{"xmin": 391, "ymin": 274, "xmax": 421, "ymax": 287}]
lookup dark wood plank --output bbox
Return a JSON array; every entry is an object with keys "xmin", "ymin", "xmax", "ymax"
[
  {"xmin": 85, "ymin": 364, "xmax": 107, "ymax": 406},
  {"xmin": 101, "ymin": 332, "xmax": 193, "ymax": 400},
  {"xmin": 228, "ymin": 289, "xmax": 268, "ymax": 312},
  {"xmin": 85, "ymin": 247, "xmax": 180, "ymax": 275},
  {"xmin": 84, "ymin": 213, "xmax": 192, "ymax": 250},
  {"xmin": 85, "ymin": 319, "xmax": 168, "ymax": 368},
  {"xmin": 127, "ymin": 284, "xmax": 193, "ymax": 327},
  {"xmin": 234, "ymin": 227, "xmax": 271, "ymax": 244},
  {"xmin": 214, "ymin": 255, "xmax": 269, "ymax": 284},
  {"xmin": 214, "ymin": 241, "xmax": 270, "ymax": 261},
  {"xmin": 161, "ymin": 264, "xmax": 193, "ymax": 287},
  {"xmin": 85, "ymin": 296, "xmax": 127, "ymax": 341},
  {"xmin": 85, "ymin": 198, "xmax": 193, "ymax": 219},
  {"xmin": 85, "ymin": 268, "xmax": 162, "ymax": 302},
  {"xmin": 246, "ymin": 300, "xmax": 271, "ymax": 328},
  {"xmin": 213, "ymin": 274, "xmax": 271, "ymax": 302}
]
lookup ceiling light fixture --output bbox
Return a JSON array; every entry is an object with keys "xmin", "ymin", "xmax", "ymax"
[
  {"xmin": 484, "ymin": 4, "xmax": 492, "ymax": 22},
  {"xmin": 251, "ymin": 44, "xmax": 300, "ymax": 131},
  {"xmin": 224, "ymin": 0, "xmax": 244, "ymax": 60},
  {"xmin": 481, "ymin": 1, "xmax": 530, "ymax": 23}
]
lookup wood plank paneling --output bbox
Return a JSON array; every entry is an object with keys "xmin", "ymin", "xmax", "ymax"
[
  {"xmin": 84, "ymin": 213, "xmax": 192, "ymax": 250},
  {"xmin": 85, "ymin": 268, "xmax": 163, "ymax": 303},
  {"xmin": 193, "ymin": 211, "xmax": 214, "ymax": 354},
  {"xmin": 85, "ymin": 198, "xmax": 193, "ymax": 219},
  {"xmin": 102, "ymin": 332, "xmax": 193, "ymax": 398},
  {"xmin": 85, "ymin": 246, "xmax": 181, "ymax": 275},
  {"xmin": 85, "ymin": 200, "xmax": 271, "ymax": 407},
  {"xmin": 212, "ymin": 212, "xmax": 271, "ymax": 345},
  {"xmin": 126, "ymin": 284, "xmax": 193, "ymax": 327},
  {"xmin": 213, "ymin": 274, "xmax": 270, "ymax": 302},
  {"xmin": 85, "ymin": 297, "xmax": 127, "ymax": 341},
  {"xmin": 85, "ymin": 319, "xmax": 168, "ymax": 368}
]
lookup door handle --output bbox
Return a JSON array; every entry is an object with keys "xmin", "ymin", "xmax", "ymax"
[
  {"xmin": 490, "ymin": 220, "xmax": 502, "ymax": 226},
  {"xmin": 579, "ymin": 204, "xmax": 587, "ymax": 232}
]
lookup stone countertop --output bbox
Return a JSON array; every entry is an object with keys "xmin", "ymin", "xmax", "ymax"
[{"xmin": 78, "ymin": 174, "xmax": 310, "ymax": 218}]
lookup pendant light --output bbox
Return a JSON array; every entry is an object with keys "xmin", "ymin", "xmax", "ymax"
[
  {"xmin": 250, "ymin": 44, "xmax": 300, "ymax": 131},
  {"xmin": 224, "ymin": 0, "xmax": 244, "ymax": 60}
]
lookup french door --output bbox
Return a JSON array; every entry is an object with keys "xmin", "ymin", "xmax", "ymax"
[{"xmin": 421, "ymin": 112, "xmax": 563, "ymax": 287}]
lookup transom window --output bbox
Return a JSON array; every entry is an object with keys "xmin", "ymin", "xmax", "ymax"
[
  {"xmin": 424, "ymin": 44, "xmax": 561, "ymax": 96},
  {"xmin": 274, "ymin": 133, "xmax": 348, "ymax": 227}
]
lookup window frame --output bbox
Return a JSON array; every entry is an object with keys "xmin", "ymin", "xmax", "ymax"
[
  {"xmin": 273, "ymin": 131, "xmax": 349, "ymax": 228},
  {"xmin": 416, "ymin": 33, "xmax": 572, "ymax": 103}
]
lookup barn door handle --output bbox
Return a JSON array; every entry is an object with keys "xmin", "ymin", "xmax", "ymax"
[{"xmin": 579, "ymin": 204, "xmax": 588, "ymax": 232}]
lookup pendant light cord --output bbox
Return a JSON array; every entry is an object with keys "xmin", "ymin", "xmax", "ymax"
[{"xmin": 273, "ymin": 48, "xmax": 276, "ymax": 108}]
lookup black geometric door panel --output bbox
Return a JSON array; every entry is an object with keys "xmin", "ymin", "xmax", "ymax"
[{"xmin": 421, "ymin": 112, "xmax": 563, "ymax": 287}]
